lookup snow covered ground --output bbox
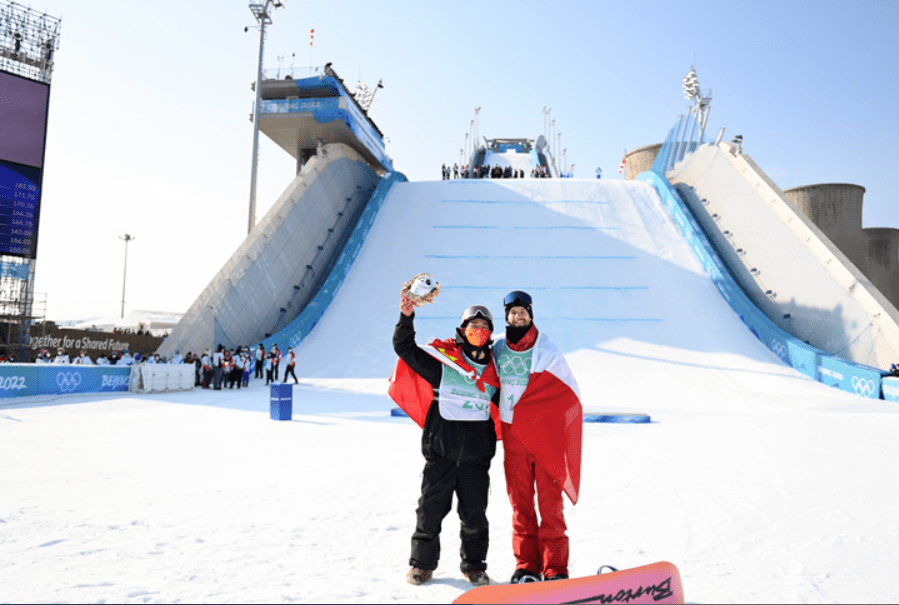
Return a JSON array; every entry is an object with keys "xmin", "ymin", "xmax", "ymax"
[{"xmin": 3, "ymin": 178, "xmax": 899, "ymax": 603}]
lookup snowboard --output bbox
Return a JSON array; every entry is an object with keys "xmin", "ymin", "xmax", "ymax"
[{"xmin": 452, "ymin": 561, "xmax": 683, "ymax": 604}]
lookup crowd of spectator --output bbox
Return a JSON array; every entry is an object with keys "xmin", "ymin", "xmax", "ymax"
[
  {"xmin": 32, "ymin": 347, "xmax": 166, "ymax": 366},
  {"xmin": 441, "ymin": 163, "xmax": 552, "ymax": 180},
  {"xmin": 189, "ymin": 343, "xmax": 298, "ymax": 390},
  {"xmin": 27, "ymin": 342, "xmax": 300, "ymax": 390}
]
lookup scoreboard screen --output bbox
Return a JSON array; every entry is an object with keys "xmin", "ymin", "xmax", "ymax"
[
  {"xmin": 0, "ymin": 161, "xmax": 41, "ymax": 257},
  {"xmin": 0, "ymin": 70, "xmax": 50, "ymax": 259}
]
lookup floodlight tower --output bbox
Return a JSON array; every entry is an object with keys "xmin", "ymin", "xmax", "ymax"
[
  {"xmin": 247, "ymin": 0, "xmax": 287, "ymax": 235},
  {"xmin": 681, "ymin": 67, "xmax": 712, "ymax": 155},
  {"xmin": 119, "ymin": 234, "xmax": 135, "ymax": 319},
  {"xmin": 474, "ymin": 107, "xmax": 481, "ymax": 147}
]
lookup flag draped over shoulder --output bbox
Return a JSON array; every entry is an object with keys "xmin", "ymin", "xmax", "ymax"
[
  {"xmin": 502, "ymin": 335, "xmax": 582, "ymax": 505},
  {"xmin": 387, "ymin": 358, "xmax": 432, "ymax": 428},
  {"xmin": 388, "ymin": 338, "xmax": 500, "ymax": 431}
]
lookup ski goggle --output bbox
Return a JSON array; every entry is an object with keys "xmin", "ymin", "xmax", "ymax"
[
  {"xmin": 503, "ymin": 290, "xmax": 532, "ymax": 307},
  {"xmin": 461, "ymin": 305, "xmax": 493, "ymax": 325}
]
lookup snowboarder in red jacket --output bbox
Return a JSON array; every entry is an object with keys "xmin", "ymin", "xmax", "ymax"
[{"xmin": 493, "ymin": 291, "xmax": 582, "ymax": 583}]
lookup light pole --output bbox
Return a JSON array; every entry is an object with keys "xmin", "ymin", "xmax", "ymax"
[
  {"xmin": 474, "ymin": 107, "xmax": 481, "ymax": 146},
  {"xmin": 119, "ymin": 234, "xmax": 135, "ymax": 319},
  {"xmin": 555, "ymin": 132, "xmax": 561, "ymax": 174},
  {"xmin": 247, "ymin": 0, "xmax": 287, "ymax": 235}
]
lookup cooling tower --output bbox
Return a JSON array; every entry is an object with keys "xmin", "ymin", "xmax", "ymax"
[
  {"xmin": 624, "ymin": 143, "xmax": 662, "ymax": 180},
  {"xmin": 783, "ymin": 183, "xmax": 868, "ymax": 275},
  {"xmin": 864, "ymin": 227, "xmax": 899, "ymax": 310}
]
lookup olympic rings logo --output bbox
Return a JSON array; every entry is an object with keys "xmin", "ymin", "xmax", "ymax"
[
  {"xmin": 498, "ymin": 354, "xmax": 529, "ymax": 377},
  {"xmin": 55, "ymin": 371, "xmax": 83, "ymax": 393},
  {"xmin": 770, "ymin": 339, "xmax": 787, "ymax": 359},
  {"xmin": 851, "ymin": 375, "xmax": 876, "ymax": 398}
]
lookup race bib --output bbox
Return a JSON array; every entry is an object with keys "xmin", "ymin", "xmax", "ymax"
[
  {"xmin": 437, "ymin": 360, "xmax": 496, "ymax": 422},
  {"xmin": 493, "ymin": 340, "xmax": 533, "ymax": 423}
]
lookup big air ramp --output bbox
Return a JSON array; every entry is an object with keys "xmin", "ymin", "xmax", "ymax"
[
  {"xmin": 287, "ymin": 178, "xmax": 825, "ymax": 409},
  {"xmin": 157, "ymin": 143, "xmax": 381, "ymax": 358}
]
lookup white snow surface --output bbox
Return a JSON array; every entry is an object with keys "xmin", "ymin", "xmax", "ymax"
[{"xmin": 3, "ymin": 179, "xmax": 899, "ymax": 604}]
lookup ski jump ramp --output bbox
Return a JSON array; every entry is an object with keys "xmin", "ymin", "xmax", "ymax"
[{"xmin": 161, "ymin": 154, "xmax": 895, "ymax": 403}]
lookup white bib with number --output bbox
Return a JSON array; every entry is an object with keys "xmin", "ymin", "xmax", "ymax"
[
  {"xmin": 436, "ymin": 358, "xmax": 496, "ymax": 422},
  {"xmin": 492, "ymin": 340, "xmax": 534, "ymax": 423}
]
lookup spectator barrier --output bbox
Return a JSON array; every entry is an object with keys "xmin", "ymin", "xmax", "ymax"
[
  {"xmin": 883, "ymin": 377, "xmax": 899, "ymax": 402},
  {"xmin": 129, "ymin": 364, "xmax": 195, "ymax": 394},
  {"xmin": 0, "ymin": 364, "xmax": 132, "ymax": 399}
]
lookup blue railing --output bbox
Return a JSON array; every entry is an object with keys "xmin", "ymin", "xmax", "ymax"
[{"xmin": 651, "ymin": 111, "xmax": 708, "ymax": 175}]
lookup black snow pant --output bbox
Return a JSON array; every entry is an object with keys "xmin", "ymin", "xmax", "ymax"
[{"xmin": 410, "ymin": 455, "xmax": 491, "ymax": 573}]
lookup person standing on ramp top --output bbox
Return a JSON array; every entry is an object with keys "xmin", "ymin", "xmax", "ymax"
[
  {"xmin": 388, "ymin": 287, "xmax": 501, "ymax": 587},
  {"xmin": 492, "ymin": 290, "xmax": 583, "ymax": 583}
]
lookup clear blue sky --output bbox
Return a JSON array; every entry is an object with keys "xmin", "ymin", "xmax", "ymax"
[{"xmin": 26, "ymin": 0, "xmax": 899, "ymax": 320}]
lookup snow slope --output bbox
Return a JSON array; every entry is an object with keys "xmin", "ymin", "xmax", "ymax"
[{"xmin": 3, "ymin": 178, "xmax": 898, "ymax": 604}]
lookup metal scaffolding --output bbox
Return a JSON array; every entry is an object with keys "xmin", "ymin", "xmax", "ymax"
[{"xmin": 0, "ymin": 1, "xmax": 60, "ymax": 84}]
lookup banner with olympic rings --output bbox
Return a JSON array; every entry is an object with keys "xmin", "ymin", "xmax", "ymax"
[{"xmin": 0, "ymin": 365, "xmax": 132, "ymax": 398}]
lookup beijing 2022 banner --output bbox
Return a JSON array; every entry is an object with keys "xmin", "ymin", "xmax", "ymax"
[{"xmin": 0, "ymin": 365, "xmax": 132, "ymax": 398}]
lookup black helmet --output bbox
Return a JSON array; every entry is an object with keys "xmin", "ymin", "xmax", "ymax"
[
  {"xmin": 461, "ymin": 305, "xmax": 494, "ymax": 332},
  {"xmin": 503, "ymin": 290, "xmax": 533, "ymax": 322}
]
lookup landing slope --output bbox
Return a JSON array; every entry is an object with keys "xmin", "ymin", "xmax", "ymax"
[{"xmin": 292, "ymin": 177, "xmax": 833, "ymax": 411}]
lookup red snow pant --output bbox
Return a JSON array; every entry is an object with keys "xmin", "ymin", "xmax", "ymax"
[{"xmin": 502, "ymin": 425, "xmax": 569, "ymax": 578}]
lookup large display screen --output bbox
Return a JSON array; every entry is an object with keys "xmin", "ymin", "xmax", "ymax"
[
  {"xmin": 0, "ymin": 160, "xmax": 41, "ymax": 257},
  {"xmin": 0, "ymin": 70, "xmax": 49, "ymax": 259}
]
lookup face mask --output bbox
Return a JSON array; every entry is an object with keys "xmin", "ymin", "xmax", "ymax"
[{"xmin": 465, "ymin": 326, "xmax": 491, "ymax": 347}]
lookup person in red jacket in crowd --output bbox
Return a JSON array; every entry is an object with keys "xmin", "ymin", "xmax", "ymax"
[
  {"xmin": 283, "ymin": 347, "xmax": 298, "ymax": 384},
  {"xmin": 492, "ymin": 290, "xmax": 583, "ymax": 584},
  {"xmin": 269, "ymin": 344, "xmax": 282, "ymax": 382}
]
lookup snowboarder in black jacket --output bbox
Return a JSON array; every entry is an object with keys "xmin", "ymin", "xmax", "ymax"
[{"xmin": 392, "ymin": 294, "xmax": 500, "ymax": 587}]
